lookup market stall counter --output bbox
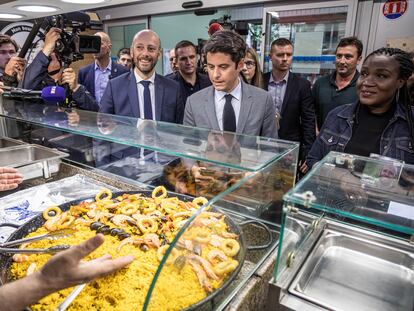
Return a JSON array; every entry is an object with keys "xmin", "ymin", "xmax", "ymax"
[
  {"xmin": 0, "ymin": 96, "xmax": 299, "ymax": 311},
  {"xmin": 269, "ymin": 151, "xmax": 414, "ymax": 311}
]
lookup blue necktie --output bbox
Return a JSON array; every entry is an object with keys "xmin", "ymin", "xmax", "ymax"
[
  {"xmin": 140, "ymin": 80, "xmax": 153, "ymax": 120},
  {"xmin": 223, "ymin": 94, "xmax": 236, "ymax": 132}
]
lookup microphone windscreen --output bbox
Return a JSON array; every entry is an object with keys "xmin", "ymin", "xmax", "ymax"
[
  {"xmin": 208, "ymin": 23, "xmax": 223, "ymax": 36},
  {"xmin": 63, "ymin": 12, "xmax": 91, "ymax": 23},
  {"xmin": 41, "ymin": 86, "xmax": 66, "ymax": 103}
]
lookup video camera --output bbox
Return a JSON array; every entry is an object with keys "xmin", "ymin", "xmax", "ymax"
[
  {"xmin": 44, "ymin": 12, "xmax": 102, "ymax": 66},
  {"xmin": 209, "ymin": 15, "xmax": 249, "ymax": 36}
]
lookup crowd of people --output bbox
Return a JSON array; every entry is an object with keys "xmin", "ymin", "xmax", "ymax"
[{"xmin": 0, "ymin": 24, "xmax": 414, "ymax": 309}]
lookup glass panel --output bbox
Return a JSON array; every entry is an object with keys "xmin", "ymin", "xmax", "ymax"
[
  {"xmin": 264, "ymin": 6, "xmax": 348, "ymax": 84},
  {"xmin": 284, "ymin": 151, "xmax": 414, "ymax": 235},
  {"xmin": 0, "ymin": 97, "xmax": 298, "ymax": 171}
]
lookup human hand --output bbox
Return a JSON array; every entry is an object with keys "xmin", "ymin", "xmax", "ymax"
[
  {"xmin": 0, "ymin": 82, "xmax": 3, "ymax": 95},
  {"xmin": 4, "ymin": 57, "xmax": 26, "ymax": 81},
  {"xmin": 42, "ymin": 28, "xmax": 61, "ymax": 57},
  {"xmin": 66, "ymin": 109, "xmax": 80, "ymax": 127},
  {"xmin": 61, "ymin": 68, "xmax": 78, "ymax": 91},
  {"xmin": 299, "ymin": 160, "xmax": 309, "ymax": 174},
  {"xmin": 0, "ymin": 166, "xmax": 23, "ymax": 191},
  {"xmin": 36, "ymin": 234, "xmax": 134, "ymax": 292}
]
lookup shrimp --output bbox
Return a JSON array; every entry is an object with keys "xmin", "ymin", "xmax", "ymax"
[
  {"xmin": 176, "ymin": 239, "xmax": 194, "ymax": 252},
  {"xmin": 144, "ymin": 233, "xmax": 161, "ymax": 248},
  {"xmin": 117, "ymin": 237, "xmax": 144, "ymax": 252},
  {"xmin": 188, "ymin": 260, "xmax": 213, "ymax": 293},
  {"xmin": 207, "ymin": 250, "xmax": 228, "ymax": 265},
  {"xmin": 111, "ymin": 214, "xmax": 136, "ymax": 227},
  {"xmin": 209, "ymin": 234, "xmax": 224, "ymax": 248},
  {"xmin": 220, "ymin": 231, "xmax": 238, "ymax": 239},
  {"xmin": 188, "ymin": 254, "xmax": 219, "ymax": 281},
  {"xmin": 12, "ymin": 254, "xmax": 29, "ymax": 263}
]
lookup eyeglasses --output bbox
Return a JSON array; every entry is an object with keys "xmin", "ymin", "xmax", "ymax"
[
  {"xmin": 244, "ymin": 61, "xmax": 256, "ymax": 68},
  {"xmin": 0, "ymin": 50, "xmax": 16, "ymax": 56}
]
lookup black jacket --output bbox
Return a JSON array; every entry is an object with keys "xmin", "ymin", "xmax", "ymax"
[{"xmin": 263, "ymin": 71, "xmax": 316, "ymax": 158}]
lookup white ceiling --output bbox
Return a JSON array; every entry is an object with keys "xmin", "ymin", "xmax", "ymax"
[{"xmin": 0, "ymin": 0, "xmax": 151, "ymax": 21}]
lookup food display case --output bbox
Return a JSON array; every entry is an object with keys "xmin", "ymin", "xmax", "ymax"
[
  {"xmin": 0, "ymin": 96, "xmax": 299, "ymax": 310},
  {"xmin": 268, "ymin": 151, "xmax": 414, "ymax": 311}
]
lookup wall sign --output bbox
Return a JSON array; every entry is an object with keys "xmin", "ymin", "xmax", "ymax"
[
  {"xmin": 1, "ymin": 21, "xmax": 45, "ymax": 64},
  {"xmin": 383, "ymin": 0, "xmax": 408, "ymax": 20}
]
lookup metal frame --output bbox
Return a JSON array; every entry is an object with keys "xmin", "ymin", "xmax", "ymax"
[{"xmin": 260, "ymin": 0, "xmax": 358, "ymax": 71}]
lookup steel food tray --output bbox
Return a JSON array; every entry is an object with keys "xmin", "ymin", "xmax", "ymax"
[
  {"xmin": 289, "ymin": 229, "xmax": 414, "ymax": 311},
  {"xmin": 0, "ymin": 145, "xmax": 68, "ymax": 180},
  {"xmin": 0, "ymin": 137, "xmax": 26, "ymax": 149}
]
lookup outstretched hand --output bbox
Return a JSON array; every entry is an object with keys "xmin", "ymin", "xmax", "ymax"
[
  {"xmin": 36, "ymin": 234, "xmax": 134, "ymax": 291},
  {"xmin": 0, "ymin": 167, "xmax": 23, "ymax": 191}
]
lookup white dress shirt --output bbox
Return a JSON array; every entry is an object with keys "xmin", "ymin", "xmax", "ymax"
[
  {"xmin": 214, "ymin": 79, "xmax": 242, "ymax": 131},
  {"xmin": 134, "ymin": 70, "xmax": 156, "ymax": 120}
]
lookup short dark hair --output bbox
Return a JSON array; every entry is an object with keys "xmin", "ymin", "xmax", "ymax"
[
  {"xmin": 203, "ymin": 30, "xmax": 246, "ymax": 65},
  {"xmin": 0, "ymin": 34, "xmax": 18, "ymax": 51},
  {"xmin": 174, "ymin": 40, "xmax": 196, "ymax": 56},
  {"xmin": 336, "ymin": 37, "xmax": 363, "ymax": 57},
  {"xmin": 270, "ymin": 38, "xmax": 293, "ymax": 51},
  {"xmin": 117, "ymin": 47, "xmax": 130, "ymax": 59}
]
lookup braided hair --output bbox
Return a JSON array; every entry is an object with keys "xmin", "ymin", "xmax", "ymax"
[{"xmin": 365, "ymin": 47, "xmax": 414, "ymax": 151}]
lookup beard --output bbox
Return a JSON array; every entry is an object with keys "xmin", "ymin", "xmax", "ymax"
[{"xmin": 135, "ymin": 56, "xmax": 156, "ymax": 75}]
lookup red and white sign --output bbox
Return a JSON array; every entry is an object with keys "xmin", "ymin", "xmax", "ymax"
[{"xmin": 383, "ymin": 0, "xmax": 408, "ymax": 20}]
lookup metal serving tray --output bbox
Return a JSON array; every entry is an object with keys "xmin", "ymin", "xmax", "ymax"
[
  {"xmin": 0, "ymin": 145, "xmax": 68, "ymax": 180},
  {"xmin": 289, "ymin": 229, "xmax": 414, "ymax": 311},
  {"xmin": 0, "ymin": 137, "xmax": 26, "ymax": 149}
]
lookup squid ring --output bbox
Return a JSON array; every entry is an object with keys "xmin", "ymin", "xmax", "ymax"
[
  {"xmin": 121, "ymin": 204, "xmax": 138, "ymax": 215},
  {"xmin": 137, "ymin": 217, "xmax": 158, "ymax": 233},
  {"xmin": 95, "ymin": 188, "xmax": 112, "ymax": 202},
  {"xmin": 213, "ymin": 259, "xmax": 239, "ymax": 276},
  {"xmin": 152, "ymin": 186, "xmax": 167, "ymax": 199},
  {"xmin": 57, "ymin": 215, "xmax": 75, "ymax": 229},
  {"xmin": 192, "ymin": 197, "xmax": 208, "ymax": 208},
  {"xmin": 193, "ymin": 229, "xmax": 211, "ymax": 244},
  {"xmin": 157, "ymin": 245, "xmax": 179, "ymax": 264},
  {"xmin": 142, "ymin": 202, "xmax": 156, "ymax": 214},
  {"xmin": 42, "ymin": 206, "xmax": 62, "ymax": 220},
  {"xmin": 221, "ymin": 239, "xmax": 240, "ymax": 257}
]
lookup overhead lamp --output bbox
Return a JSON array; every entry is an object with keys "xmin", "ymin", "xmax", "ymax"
[
  {"xmin": 16, "ymin": 5, "xmax": 59, "ymax": 13},
  {"xmin": 60, "ymin": 0, "xmax": 108, "ymax": 4},
  {"xmin": 0, "ymin": 13, "xmax": 25, "ymax": 19}
]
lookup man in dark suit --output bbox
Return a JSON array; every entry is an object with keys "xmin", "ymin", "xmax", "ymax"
[
  {"xmin": 96, "ymin": 29, "xmax": 184, "ymax": 166},
  {"xmin": 171, "ymin": 40, "xmax": 211, "ymax": 105},
  {"xmin": 78, "ymin": 32, "xmax": 128, "ymax": 105},
  {"xmin": 263, "ymin": 38, "xmax": 315, "ymax": 167}
]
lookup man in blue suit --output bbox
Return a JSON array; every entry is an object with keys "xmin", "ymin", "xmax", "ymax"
[
  {"xmin": 99, "ymin": 29, "xmax": 184, "ymax": 123},
  {"xmin": 95, "ymin": 29, "xmax": 184, "ymax": 167},
  {"xmin": 78, "ymin": 32, "xmax": 128, "ymax": 105}
]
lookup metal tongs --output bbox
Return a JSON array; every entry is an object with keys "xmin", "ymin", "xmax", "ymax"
[{"xmin": 0, "ymin": 229, "xmax": 75, "ymax": 254}]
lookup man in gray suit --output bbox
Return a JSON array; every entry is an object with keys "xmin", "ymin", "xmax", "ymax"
[{"xmin": 184, "ymin": 31, "xmax": 278, "ymax": 139}]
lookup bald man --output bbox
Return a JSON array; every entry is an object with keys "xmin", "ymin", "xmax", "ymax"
[
  {"xmin": 78, "ymin": 32, "xmax": 128, "ymax": 105},
  {"xmin": 99, "ymin": 29, "xmax": 183, "ymax": 123},
  {"xmin": 97, "ymin": 30, "xmax": 184, "ymax": 165}
]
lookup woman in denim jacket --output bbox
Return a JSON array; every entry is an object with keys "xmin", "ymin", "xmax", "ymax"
[{"xmin": 306, "ymin": 48, "xmax": 414, "ymax": 169}]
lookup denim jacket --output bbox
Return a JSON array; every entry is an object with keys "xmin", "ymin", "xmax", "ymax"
[{"xmin": 307, "ymin": 101, "xmax": 414, "ymax": 167}]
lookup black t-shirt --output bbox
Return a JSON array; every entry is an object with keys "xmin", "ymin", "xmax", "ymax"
[{"xmin": 344, "ymin": 103, "xmax": 395, "ymax": 157}]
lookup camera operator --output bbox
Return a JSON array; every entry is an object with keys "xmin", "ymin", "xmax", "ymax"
[
  {"xmin": 0, "ymin": 34, "xmax": 26, "ymax": 87},
  {"xmin": 22, "ymin": 27, "xmax": 98, "ymax": 111}
]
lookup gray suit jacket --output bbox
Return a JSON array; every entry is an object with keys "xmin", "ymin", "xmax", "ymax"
[{"xmin": 184, "ymin": 81, "xmax": 278, "ymax": 138}]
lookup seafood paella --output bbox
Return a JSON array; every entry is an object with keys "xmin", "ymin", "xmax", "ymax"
[{"xmin": 9, "ymin": 186, "xmax": 241, "ymax": 310}]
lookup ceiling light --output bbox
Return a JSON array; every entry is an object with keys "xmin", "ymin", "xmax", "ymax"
[
  {"xmin": 60, "ymin": 0, "xmax": 108, "ymax": 4},
  {"xmin": 16, "ymin": 5, "xmax": 59, "ymax": 13},
  {"xmin": 0, "ymin": 13, "xmax": 25, "ymax": 19}
]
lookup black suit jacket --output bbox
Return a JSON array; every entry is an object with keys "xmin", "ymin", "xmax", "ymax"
[{"xmin": 263, "ymin": 71, "xmax": 316, "ymax": 158}]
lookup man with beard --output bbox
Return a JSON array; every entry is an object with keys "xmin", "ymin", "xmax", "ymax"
[
  {"xmin": 99, "ymin": 29, "xmax": 184, "ymax": 123},
  {"xmin": 313, "ymin": 37, "xmax": 363, "ymax": 129},
  {"xmin": 263, "ymin": 38, "xmax": 315, "ymax": 168},
  {"xmin": 78, "ymin": 32, "xmax": 128, "ymax": 105},
  {"xmin": 171, "ymin": 40, "xmax": 211, "ymax": 104}
]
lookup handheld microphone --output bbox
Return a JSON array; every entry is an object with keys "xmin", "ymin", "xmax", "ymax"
[
  {"xmin": 208, "ymin": 23, "xmax": 223, "ymax": 36},
  {"xmin": 41, "ymin": 86, "xmax": 66, "ymax": 104},
  {"xmin": 18, "ymin": 18, "xmax": 44, "ymax": 59}
]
